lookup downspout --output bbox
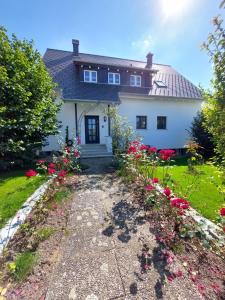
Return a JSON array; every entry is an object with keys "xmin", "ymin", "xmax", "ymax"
[
  {"xmin": 108, "ymin": 104, "xmax": 111, "ymax": 136},
  {"xmin": 75, "ymin": 103, "xmax": 78, "ymax": 137}
]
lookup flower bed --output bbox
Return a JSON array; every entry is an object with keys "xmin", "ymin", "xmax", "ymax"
[{"xmin": 119, "ymin": 140, "xmax": 225, "ymax": 299}]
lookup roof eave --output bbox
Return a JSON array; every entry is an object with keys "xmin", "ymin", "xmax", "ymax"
[{"xmin": 119, "ymin": 92, "xmax": 203, "ymax": 101}]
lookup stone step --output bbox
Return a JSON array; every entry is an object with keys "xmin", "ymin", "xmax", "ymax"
[{"xmin": 81, "ymin": 153, "xmax": 113, "ymax": 158}]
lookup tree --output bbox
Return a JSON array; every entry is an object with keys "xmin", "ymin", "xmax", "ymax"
[
  {"xmin": 0, "ymin": 27, "xmax": 60, "ymax": 160},
  {"xmin": 190, "ymin": 111, "xmax": 215, "ymax": 159},
  {"xmin": 201, "ymin": 5, "xmax": 225, "ymax": 163}
]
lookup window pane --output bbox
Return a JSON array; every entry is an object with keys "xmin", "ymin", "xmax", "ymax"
[
  {"xmin": 108, "ymin": 73, "xmax": 114, "ymax": 83},
  {"xmin": 136, "ymin": 116, "xmax": 147, "ymax": 129},
  {"xmin": 84, "ymin": 71, "xmax": 90, "ymax": 81},
  {"xmin": 115, "ymin": 74, "xmax": 120, "ymax": 84},
  {"xmin": 136, "ymin": 76, "xmax": 141, "ymax": 86},
  {"xmin": 130, "ymin": 75, "xmax": 135, "ymax": 86},
  {"xmin": 91, "ymin": 71, "xmax": 97, "ymax": 82},
  {"xmin": 157, "ymin": 116, "xmax": 166, "ymax": 129}
]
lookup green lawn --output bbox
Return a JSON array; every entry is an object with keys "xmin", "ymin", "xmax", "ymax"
[
  {"xmin": 0, "ymin": 171, "xmax": 46, "ymax": 229},
  {"xmin": 153, "ymin": 158, "xmax": 224, "ymax": 221}
]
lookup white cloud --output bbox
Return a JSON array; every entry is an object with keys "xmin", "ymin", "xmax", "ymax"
[{"xmin": 131, "ymin": 34, "xmax": 155, "ymax": 56}]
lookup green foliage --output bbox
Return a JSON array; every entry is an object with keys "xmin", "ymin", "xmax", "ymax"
[
  {"xmin": 13, "ymin": 251, "xmax": 37, "ymax": 281},
  {"xmin": 0, "ymin": 26, "xmax": 60, "ymax": 159},
  {"xmin": 190, "ymin": 111, "xmax": 215, "ymax": 158},
  {"xmin": 54, "ymin": 187, "xmax": 71, "ymax": 203},
  {"xmin": 107, "ymin": 106, "xmax": 136, "ymax": 154},
  {"xmin": 201, "ymin": 15, "xmax": 225, "ymax": 163},
  {"xmin": 35, "ymin": 227, "xmax": 55, "ymax": 241}
]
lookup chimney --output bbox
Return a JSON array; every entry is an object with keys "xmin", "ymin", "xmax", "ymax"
[
  {"xmin": 72, "ymin": 39, "xmax": 79, "ymax": 56},
  {"xmin": 146, "ymin": 52, "xmax": 153, "ymax": 68}
]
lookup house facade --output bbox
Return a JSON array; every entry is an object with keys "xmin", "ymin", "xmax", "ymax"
[{"xmin": 43, "ymin": 39, "xmax": 202, "ymax": 156}]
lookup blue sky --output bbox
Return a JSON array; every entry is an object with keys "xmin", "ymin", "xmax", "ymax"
[{"xmin": 1, "ymin": 0, "xmax": 224, "ymax": 88}]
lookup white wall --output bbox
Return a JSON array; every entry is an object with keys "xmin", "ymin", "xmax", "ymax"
[
  {"xmin": 43, "ymin": 100, "xmax": 109, "ymax": 150},
  {"xmin": 118, "ymin": 96, "xmax": 202, "ymax": 149}
]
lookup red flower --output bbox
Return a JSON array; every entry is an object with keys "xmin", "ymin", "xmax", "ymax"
[
  {"xmin": 127, "ymin": 145, "xmax": 137, "ymax": 154},
  {"xmin": 146, "ymin": 185, "xmax": 154, "ymax": 191},
  {"xmin": 148, "ymin": 147, "xmax": 157, "ymax": 153},
  {"xmin": 140, "ymin": 145, "xmax": 148, "ymax": 151},
  {"xmin": 223, "ymin": 226, "xmax": 225, "ymax": 233},
  {"xmin": 159, "ymin": 149, "xmax": 175, "ymax": 160},
  {"xmin": 25, "ymin": 169, "xmax": 37, "ymax": 178},
  {"xmin": 220, "ymin": 207, "xmax": 225, "ymax": 216},
  {"xmin": 132, "ymin": 140, "xmax": 140, "ymax": 146},
  {"xmin": 37, "ymin": 159, "xmax": 46, "ymax": 164},
  {"xmin": 62, "ymin": 158, "xmax": 70, "ymax": 164},
  {"xmin": 74, "ymin": 150, "xmax": 80, "ymax": 158},
  {"xmin": 48, "ymin": 168, "xmax": 56, "ymax": 175},
  {"xmin": 135, "ymin": 154, "xmax": 142, "ymax": 159},
  {"xmin": 152, "ymin": 177, "xmax": 159, "ymax": 184},
  {"xmin": 58, "ymin": 170, "xmax": 67, "ymax": 178},
  {"xmin": 64, "ymin": 146, "xmax": 70, "ymax": 153},
  {"xmin": 164, "ymin": 187, "xmax": 171, "ymax": 197},
  {"xmin": 48, "ymin": 162, "xmax": 55, "ymax": 169},
  {"xmin": 170, "ymin": 198, "xmax": 190, "ymax": 209}
]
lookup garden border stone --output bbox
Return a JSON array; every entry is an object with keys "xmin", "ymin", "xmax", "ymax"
[{"xmin": 0, "ymin": 179, "xmax": 51, "ymax": 255}]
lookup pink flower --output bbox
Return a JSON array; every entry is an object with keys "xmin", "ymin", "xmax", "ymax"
[
  {"xmin": 152, "ymin": 178, "xmax": 159, "ymax": 184},
  {"xmin": 76, "ymin": 136, "xmax": 81, "ymax": 145},
  {"xmin": 146, "ymin": 185, "xmax": 154, "ymax": 191},
  {"xmin": 135, "ymin": 154, "xmax": 142, "ymax": 159},
  {"xmin": 159, "ymin": 149, "xmax": 175, "ymax": 161},
  {"xmin": 127, "ymin": 145, "xmax": 137, "ymax": 154},
  {"xmin": 164, "ymin": 187, "xmax": 171, "ymax": 197},
  {"xmin": 170, "ymin": 198, "xmax": 190, "ymax": 209},
  {"xmin": 74, "ymin": 150, "xmax": 80, "ymax": 158},
  {"xmin": 37, "ymin": 159, "xmax": 46, "ymax": 164},
  {"xmin": 58, "ymin": 170, "xmax": 67, "ymax": 178},
  {"xmin": 62, "ymin": 158, "xmax": 70, "ymax": 164},
  {"xmin": 140, "ymin": 145, "xmax": 148, "ymax": 151},
  {"xmin": 148, "ymin": 147, "xmax": 157, "ymax": 153},
  {"xmin": 175, "ymin": 270, "xmax": 183, "ymax": 277},
  {"xmin": 48, "ymin": 168, "xmax": 56, "ymax": 175},
  {"xmin": 220, "ymin": 207, "xmax": 225, "ymax": 216},
  {"xmin": 25, "ymin": 169, "xmax": 37, "ymax": 178},
  {"xmin": 48, "ymin": 162, "xmax": 55, "ymax": 169}
]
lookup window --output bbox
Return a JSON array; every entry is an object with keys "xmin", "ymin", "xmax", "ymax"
[
  {"xmin": 157, "ymin": 116, "xmax": 167, "ymax": 129},
  {"xmin": 136, "ymin": 116, "xmax": 147, "ymax": 129},
  {"xmin": 108, "ymin": 72, "xmax": 120, "ymax": 85},
  {"xmin": 154, "ymin": 80, "xmax": 167, "ymax": 88},
  {"xmin": 84, "ymin": 70, "xmax": 97, "ymax": 83},
  {"xmin": 130, "ymin": 75, "xmax": 141, "ymax": 87}
]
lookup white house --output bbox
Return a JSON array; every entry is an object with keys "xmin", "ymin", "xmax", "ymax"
[{"xmin": 43, "ymin": 39, "xmax": 202, "ymax": 157}]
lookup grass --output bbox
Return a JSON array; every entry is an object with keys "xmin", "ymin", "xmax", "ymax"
[
  {"xmin": 14, "ymin": 251, "xmax": 37, "ymax": 281},
  {"xmin": 152, "ymin": 157, "xmax": 224, "ymax": 221},
  {"xmin": 0, "ymin": 170, "xmax": 46, "ymax": 229},
  {"xmin": 54, "ymin": 187, "xmax": 72, "ymax": 203}
]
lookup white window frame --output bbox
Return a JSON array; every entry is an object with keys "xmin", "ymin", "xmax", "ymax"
[
  {"xmin": 130, "ymin": 75, "xmax": 141, "ymax": 87},
  {"xmin": 108, "ymin": 72, "xmax": 120, "ymax": 85},
  {"xmin": 84, "ymin": 70, "xmax": 97, "ymax": 83}
]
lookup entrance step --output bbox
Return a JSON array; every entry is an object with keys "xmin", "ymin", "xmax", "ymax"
[{"xmin": 80, "ymin": 144, "xmax": 113, "ymax": 158}]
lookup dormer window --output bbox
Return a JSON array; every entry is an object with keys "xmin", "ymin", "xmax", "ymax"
[
  {"xmin": 108, "ymin": 72, "xmax": 120, "ymax": 85},
  {"xmin": 84, "ymin": 70, "xmax": 97, "ymax": 83},
  {"xmin": 130, "ymin": 75, "xmax": 141, "ymax": 87}
]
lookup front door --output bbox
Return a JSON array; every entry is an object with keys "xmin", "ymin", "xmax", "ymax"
[{"xmin": 85, "ymin": 116, "xmax": 100, "ymax": 144}]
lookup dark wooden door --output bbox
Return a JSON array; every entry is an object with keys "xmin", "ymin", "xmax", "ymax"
[{"xmin": 85, "ymin": 116, "xmax": 100, "ymax": 144}]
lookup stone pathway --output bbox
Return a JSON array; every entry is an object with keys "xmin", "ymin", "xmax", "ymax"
[{"xmin": 46, "ymin": 158, "xmax": 202, "ymax": 300}]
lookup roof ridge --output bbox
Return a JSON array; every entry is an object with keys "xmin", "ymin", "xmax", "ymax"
[{"xmin": 45, "ymin": 48, "xmax": 171, "ymax": 67}]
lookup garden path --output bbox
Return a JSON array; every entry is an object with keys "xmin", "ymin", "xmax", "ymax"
[{"xmin": 45, "ymin": 158, "xmax": 202, "ymax": 300}]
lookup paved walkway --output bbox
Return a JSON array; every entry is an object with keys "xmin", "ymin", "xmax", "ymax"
[{"xmin": 46, "ymin": 158, "xmax": 202, "ymax": 300}]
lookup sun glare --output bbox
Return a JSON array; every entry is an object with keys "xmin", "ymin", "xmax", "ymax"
[{"xmin": 160, "ymin": 0, "xmax": 192, "ymax": 20}]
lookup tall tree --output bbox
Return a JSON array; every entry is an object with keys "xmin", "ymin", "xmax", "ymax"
[
  {"xmin": 0, "ymin": 27, "xmax": 60, "ymax": 159},
  {"xmin": 202, "ymin": 4, "xmax": 225, "ymax": 163}
]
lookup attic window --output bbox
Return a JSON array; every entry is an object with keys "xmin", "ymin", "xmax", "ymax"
[{"xmin": 155, "ymin": 80, "xmax": 167, "ymax": 88}]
